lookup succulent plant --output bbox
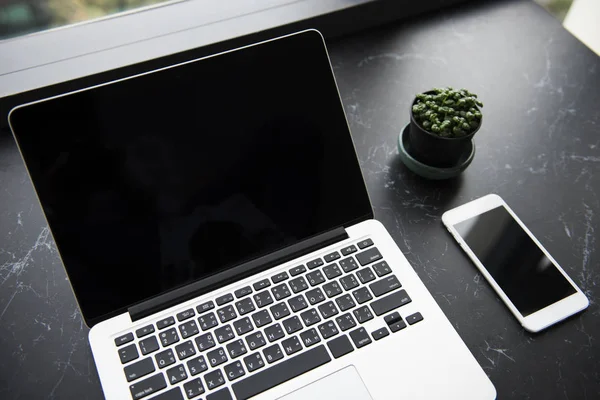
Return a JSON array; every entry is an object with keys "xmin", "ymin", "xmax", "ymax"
[{"xmin": 412, "ymin": 87, "xmax": 483, "ymax": 138}]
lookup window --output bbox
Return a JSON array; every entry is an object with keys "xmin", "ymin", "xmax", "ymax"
[
  {"xmin": 0, "ymin": 0, "xmax": 469, "ymax": 97},
  {"xmin": 535, "ymin": 0, "xmax": 573, "ymax": 21},
  {"xmin": 0, "ymin": 0, "xmax": 180, "ymax": 39}
]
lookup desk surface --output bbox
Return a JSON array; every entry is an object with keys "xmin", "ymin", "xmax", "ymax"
[{"xmin": 1, "ymin": 1, "xmax": 599, "ymax": 398}]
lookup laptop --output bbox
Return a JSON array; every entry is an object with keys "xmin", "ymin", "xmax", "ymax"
[{"xmin": 8, "ymin": 30, "xmax": 495, "ymax": 400}]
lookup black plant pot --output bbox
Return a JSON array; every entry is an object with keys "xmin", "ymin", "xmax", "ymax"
[{"xmin": 408, "ymin": 96, "xmax": 481, "ymax": 168}]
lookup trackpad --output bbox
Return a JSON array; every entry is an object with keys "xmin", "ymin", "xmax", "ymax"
[{"xmin": 277, "ymin": 366, "xmax": 373, "ymax": 400}]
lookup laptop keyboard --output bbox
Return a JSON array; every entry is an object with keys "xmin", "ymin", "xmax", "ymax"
[{"xmin": 115, "ymin": 238, "xmax": 424, "ymax": 400}]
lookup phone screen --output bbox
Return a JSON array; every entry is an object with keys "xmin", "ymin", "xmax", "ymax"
[{"xmin": 454, "ymin": 205, "xmax": 576, "ymax": 316}]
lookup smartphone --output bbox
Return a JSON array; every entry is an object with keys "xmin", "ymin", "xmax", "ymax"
[{"xmin": 442, "ymin": 194, "xmax": 588, "ymax": 332}]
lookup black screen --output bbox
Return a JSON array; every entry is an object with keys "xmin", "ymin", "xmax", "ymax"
[
  {"xmin": 9, "ymin": 31, "xmax": 372, "ymax": 325},
  {"xmin": 454, "ymin": 206, "xmax": 576, "ymax": 316}
]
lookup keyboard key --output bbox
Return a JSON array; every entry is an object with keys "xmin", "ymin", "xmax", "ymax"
[
  {"xmin": 369, "ymin": 275, "xmax": 401, "ymax": 297},
  {"xmin": 184, "ymin": 378, "xmax": 205, "ymax": 399},
  {"xmin": 322, "ymin": 263, "xmax": 342, "ymax": 280},
  {"xmin": 263, "ymin": 343, "xmax": 284, "ymax": 363},
  {"xmin": 271, "ymin": 271, "xmax": 289, "ymax": 283},
  {"xmin": 288, "ymin": 295, "xmax": 308, "ymax": 312},
  {"xmin": 406, "ymin": 312, "xmax": 424, "ymax": 325},
  {"xmin": 252, "ymin": 310, "xmax": 272, "ymax": 328},
  {"xmin": 231, "ymin": 346, "xmax": 331, "ymax": 399},
  {"xmin": 384, "ymin": 312, "xmax": 402, "ymax": 325},
  {"xmin": 209, "ymin": 308, "xmax": 234, "ymax": 330},
  {"xmin": 282, "ymin": 315, "xmax": 303, "ymax": 335},
  {"xmin": 318, "ymin": 321, "xmax": 339, "ymax": 339},
  {"xmin": 245, "ymin": 331, "xmax": 266, "ymax": 350},
  {"xmin": 322, "ymin": 281, "xmax": 342, "ymax": 298},
  {"xmin": 307, "ymin": 258, "xmax": 324, "ymax": 269},
  {"xmin": 371, "ymin": 327, "xmax": 390, "ymax": 341},
  {"xmin": 349, "ymin": 327, "xmax": 372, "ymax": 349},
  {"xmin": 306, "ymin": 288, "xmax": 325, "ymax": 305},
  {"xmin": 253, "ymin": 279, "xmax": 271, "ymax": 291},
  {"xmin": 233, "ymin": 317, "xmax": 254, "ymax": 336},
  {"xmin": 271, "ymin": 283, "xmax": 291, "ymax": 301},
  {"xmin": 224, "ymin": 361, "xmax": 245, "ymax": 381},
  {"xmin": 151, "ymin": 387, "xmax": 184, "ymax": 400},
  {"xmin": 264, "ymin": 323, "xmax": 285, "ymax": 342},
  {"xmin": 356, "ymin": 267, "xmax": 376, "ymax": 284},
  {"xmin": 357, "ymin": 238, "xmax": 373, "ymax": 249},
  {"xmin": 352, "ymin": 287, "xmax": 373, "ymax": 304},
  {"xmin": 339, "ymin": 257, "xmax": 358, "ymax": 273},
  {"xmin": 289, "ymin": 265, "xmax": 306, "ymax": 276},
  {"xmin": 177, "ymin": 309, "xmax": 195, "ymax": 322},
  {"xmin": 215, "ymin": 325, "xmax": 235, "ymax": 344},
  {"xmin": 129, "ymin": 373, "xmax": 166, "ymax": 399},
  {"xmin": 370, "ymin": 289, "xmax": 412, "ymax": 316},
  {"xmin": 390, "ymin": 319, "xmax": 407, "ymax": 332},
  {"xmin": 300, "ymin": 308, "xmax": 321, "ymax": 326},
  {"xmin": 175, "ymin": 341, "xmax": 196, "ymax": 361},
  {"xmin": 204, "ymin": 369, "xmax": 226, "ymax": 390},
  {"xmin": 340, "ymin": 274, "xmax": 359, "ymax": 291},
  {"xmin": 156, "ymin": 317, "xmax": 176, "ymax": 330},
  {"xmin": 324, "ymin": 251, "xmax": 341, "ymax": 263},
  {"xmin": 372, "ymin": 261, "xmax": 392, "ymax": 277},
  {"xmin": 195, "ymin": 332, "xmax": 216, "ymax": 352},
  {"xmin": 340, "ymin": 245, "xmax": 357, "ymax": 256},
  {"xmin": 196, "ymin": 301, "xmax": 215, "ymax": 314},
  {"xmin": 282, "ymin": 336, "xmax": 303, "ymax": 355},
  {"xmin": 335, "ymin": 294, "xmax": 356, "ymax": 312},
  {"xmin": 234, "ymin": 299, "xmax": 254, "ymax": 319},
  {"xmin": 243, "ymin": 352, "xmax": 265, "ymax": 372},
  {"xmin": 216, "ymin": 293, "xmax": 234, "ymax": 306},
  {"xmin": 356, "ymin": 247, "xmax": 382, "ymax": 266},
  {"xmin": 306, "ymin": 270, "xmax": 325, "ymax": 286},
  {"xmin": 318, "ymin": 301, "xmax": 339, "ymax": 319},
  {"xmin": 136, "ymin": 325, "xmax": 155, "ymax": 339},
  {"xmin": 207, "ymin": 347, "xmax": 228, "ymax": 367},
  {"xmin": 327, "ymin": 335, "xmax": 354, "ymax": 359},
  {"xmin": 300, "ymin": 328, "xmax": 321, "ymax": 347},
  {"xmin": 115, "ymin": 332, "xmax": 134, "ymax": 347},
  {"xmin": 187, "ymin": 355, "xmax": 208, "ymax": 375},
  {"xmin": 207, "ymin": 388, "xmax": 232, "ymax": 400},
  {"xmin": 270, "ymin": 302, "xmax": 291, "ymax": 320},
  {"xmin": 336, "ymin": 313, "xmax": 357, "ymax": 331},
  {"xmin": 166, "ymin": 364, "xmax": 187, "ymax": 384},
  {"xmin": 179, "ymin": 320, "xmax": 199, "ymax": 339},
  {"xmin": 386, "ymin": 314, "xmax": 407, "ymax": 332},
  {"xmin": 289, "ymin": 276, "xmax": 309, "ymax": 293},
  {"xmin": 155, "ymin": 349, "xmax": 176, "ymax": 369},
  {"xmin": 217, "ymin": 305, "xmax": 237, "ymax": 323},
  {"xmin": 198, "ymin": 312, "xmax": 218, "ymax": 331},
  {"xmin": 139, "ymin": 336, "xmax": 160, "ymax": 355},
  {"xmin": 353, "ymin": 306, "xmax": 374, "ymax": 324},
  {"xmin": 253, "ymin": 291, "xmax": 274, "ymax": 308},
  {"xmin": 234, "ymin": 286, "xmax": 252, "ymax": 299},
  {"xmin": 159, "ymin": 328, "xmax": 180, "ymax": 347},
  {"xmin": 226, "ymin": 339, "xmax": 247, "ymax": 358},
  {"xmin": 124, "ymin": 357, "xmax": 155, "ymax": 382}
]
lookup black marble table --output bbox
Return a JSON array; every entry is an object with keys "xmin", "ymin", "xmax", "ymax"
[{"xmin": 1, "ymin": 0, "xmax": 599, "ymax": 398}]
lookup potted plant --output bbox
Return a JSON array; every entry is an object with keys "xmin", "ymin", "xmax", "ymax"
[{"xmin": 409, "ymin": 87, "xmax": 483, "ymax": 168}]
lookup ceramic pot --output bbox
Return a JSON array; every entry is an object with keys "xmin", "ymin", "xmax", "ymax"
[{"xmin": 408, "ymin": 93, "xmax": 481, "ymax": 168}]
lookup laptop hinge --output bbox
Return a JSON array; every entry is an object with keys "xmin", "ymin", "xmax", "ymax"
[{"xmin": 128, "ymin": 227, "xmax": 349, "ymax": 322}]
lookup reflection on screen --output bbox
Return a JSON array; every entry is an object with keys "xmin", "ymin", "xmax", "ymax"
[{"xmin": 454, "ymin": 206, "xmax": 576, "ymax": 316}]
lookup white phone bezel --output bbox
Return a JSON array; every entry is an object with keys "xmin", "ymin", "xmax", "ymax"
[{"xmin": 442, "ymin": 194, "xmax": 589, "ymax": 332}]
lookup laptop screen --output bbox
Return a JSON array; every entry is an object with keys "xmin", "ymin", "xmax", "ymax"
[{"xmin": 9, "ymin": 31, "xmax": 372, "ymax": 325}]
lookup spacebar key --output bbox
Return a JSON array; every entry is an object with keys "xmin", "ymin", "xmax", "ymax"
[{"xmin": 232, "ymin": 345, "xmax": 331, "ymax": 400}]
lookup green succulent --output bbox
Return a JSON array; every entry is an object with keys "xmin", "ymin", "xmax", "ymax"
[{"xmin": 412, "ymin": 87, "xmax": 483, "ymax": 138}]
